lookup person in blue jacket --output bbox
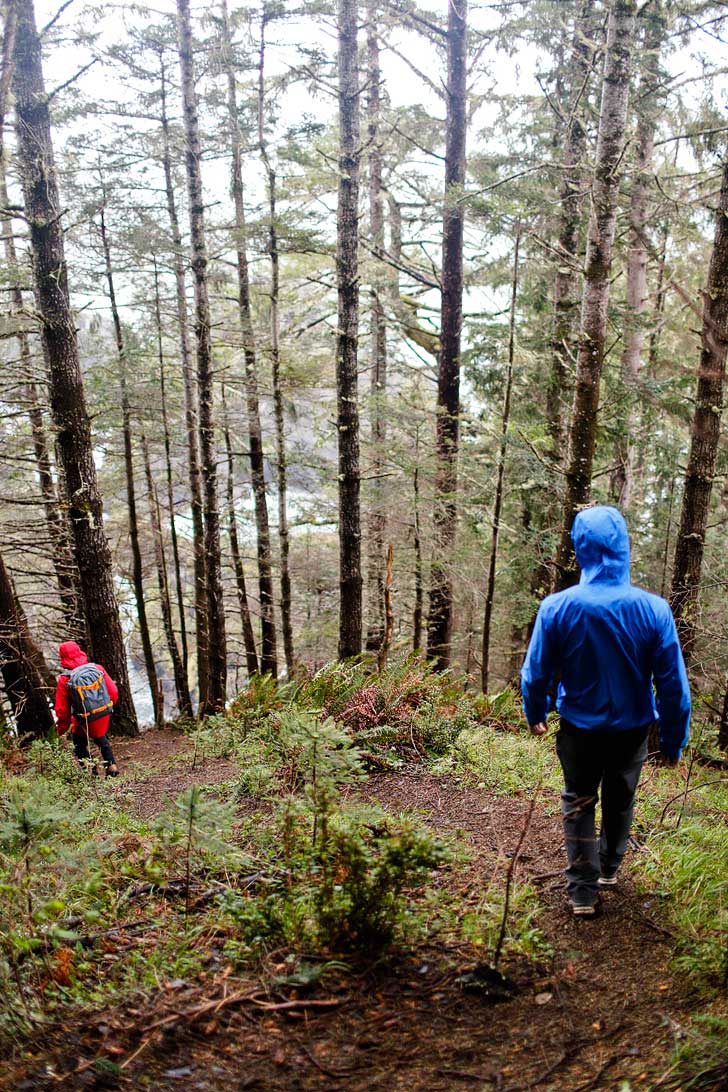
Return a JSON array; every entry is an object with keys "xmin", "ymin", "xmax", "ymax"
[{"xmin": 521, "ymin": 506, "xmax": 691, "ymax": 917}]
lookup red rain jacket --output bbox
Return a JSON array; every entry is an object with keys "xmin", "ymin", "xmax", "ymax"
[{"xmin": 55, "ymin": 641, "xmax": 118, "ymax": 739}]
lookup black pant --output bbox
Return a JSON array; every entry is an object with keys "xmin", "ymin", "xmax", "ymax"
[
  {"xmin": 72, "ymin": 731, "xmax": 116, "ymax": 771},
  {"xmin": 555, "ymin": 721, "xmax": 649, "ymax": 905}
]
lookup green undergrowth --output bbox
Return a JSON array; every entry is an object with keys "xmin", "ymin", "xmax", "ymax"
[
  {"xmin": 631, "ymin": 732, "xmax": 728, "ymax": 993},
  {"xmin": 5, "ymin": 654, "xmax": 723, "ymax": 1087},
  {"xmin": 451, "ymin": 712, "xmax": 727, "ymax": 1006},
  {"xmin": 186, "ymin": 654, "xmax": 514, "ymax": 769},
  {"xmin": 665, "ymin": 1010, "xmax": 728, "ymax": 1092},
  {"xmin": 0, "ymin": 682, "xmax": 546, "ymax": 1052}
]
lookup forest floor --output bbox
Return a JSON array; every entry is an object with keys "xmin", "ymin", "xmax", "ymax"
[{"xmin": 1, "ymin": 726, "xmax": 705, "ymax": 1092}]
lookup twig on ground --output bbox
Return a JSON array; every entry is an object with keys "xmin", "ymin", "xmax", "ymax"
[
  {"xmin": 570, "ymin": 1052, "xmax": 625, "ymax": 1091},
  {"xmin": 250, "ymin": 996, "xmax": 349, "ymax": 1012},
  {"xmin": 530, "ymin": 870, "xmax": 562, "ymax": 883},
  {"xmin": 493, "ymin": 788, "xmax": 540, "ymax": 969},
  {"xmin": 503, "ymin": 1047, "xmax": 572, "ymax": 1091},
  {"xmin": 659, "ymin": 777, "xmax": 727, "ymax": 826},
  {"xmin": 300, "ymin": 1043, "xmax": 361, "ymax": 1078},
  {"xmin": 436, "ymin": 1067, "xmax": 499, "ymax": 1082}
]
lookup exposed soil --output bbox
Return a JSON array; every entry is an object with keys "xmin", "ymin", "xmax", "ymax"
[
  {"xmin": 111, "ymin": 729, "xmax": 239, "ymax": 821},
  {"xmin": 1, "ymin": 730, "xmax": 696, "ymax": 1092}
]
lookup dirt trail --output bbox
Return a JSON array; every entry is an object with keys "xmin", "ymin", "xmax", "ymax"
[
  {"xmin": 111, "ymin": 728, "xmax": 239, "ymax": 820},
  {"xmin": 4, "ymin": 730, "xmax": 693, "ymax": 1092}
]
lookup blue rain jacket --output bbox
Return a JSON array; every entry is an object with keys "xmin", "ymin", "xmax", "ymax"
[{"xmin": 521, "ymin": 507, "xmax": 691, "ymax": 758}]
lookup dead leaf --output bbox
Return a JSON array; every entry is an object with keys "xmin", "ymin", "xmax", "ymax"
[
  {"xmin": 534, "ymin": 992, "xmax": 552, "ymax": 1005},
  {"xmin": 50, "ymin": 947, "xmax": 75, "ymax": 987}
]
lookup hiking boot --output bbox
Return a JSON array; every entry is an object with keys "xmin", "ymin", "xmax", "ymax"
[
  {"xmin": 598, "ymin": 872, "xmax": 618, "ymax": 888},
  {"xmin": 569, "ymin": 896, "xmax": 600, "ymax": 919},
  {"xmin": 105, "ymin": 763, "xmax": 120, "ymax": 778}
]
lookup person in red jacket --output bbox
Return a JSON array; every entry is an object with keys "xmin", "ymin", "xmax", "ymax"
[{"xmin": 55, "ymin": 641, "xmax": 120, "ymax": 776}]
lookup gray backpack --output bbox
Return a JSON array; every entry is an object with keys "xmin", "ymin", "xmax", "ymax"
[{"xmin": 67, "ymin": 664, "xmax": 113, "ymax": 723}]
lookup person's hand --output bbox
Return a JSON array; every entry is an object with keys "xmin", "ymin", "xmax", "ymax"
[
  {"xmin": 659, "ymin": 753, "xmax": 679, "ymax": 768},
  {"xmin": 529, "ymin": 721, "xmax": 548, "ymax": 737}
]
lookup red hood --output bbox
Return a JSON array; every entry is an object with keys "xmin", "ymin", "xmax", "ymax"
[{"xmin": 59, "ymin": 641, "xmax": 88, "ymax": 671}]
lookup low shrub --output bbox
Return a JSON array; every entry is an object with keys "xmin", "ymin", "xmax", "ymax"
[{"xmin": 452, "ymin": 723, "xmax": 562, "ymax": 796}]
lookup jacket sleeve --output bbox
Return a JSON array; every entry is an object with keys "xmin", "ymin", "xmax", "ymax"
[
  {"xmin": 520, "ymin": 601, "xmax": 557, "ymax": 727},
  {"xmin": 55, "ymin": 676, "xmax": 72, "ymax": 735},
  {"xmin": 101, "ymin": 666, "xmax": 119, "ymax": 706},
  {"xmin": 652, "ymin": 607, "xmax": 691, "ymax": 759}
]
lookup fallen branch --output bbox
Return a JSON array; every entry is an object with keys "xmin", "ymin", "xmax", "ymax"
[
  {"xmin": 250, "ymin": 996, "xmax": 348, "ymax": 1012},
  {"xmin": 141, "ymin": 990, "xmax": 348, "ymax": 1033}
]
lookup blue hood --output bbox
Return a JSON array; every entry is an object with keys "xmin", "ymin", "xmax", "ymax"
[{"xmin": 571, "ymin": 506, "xmax": 630, "ymax": 586}]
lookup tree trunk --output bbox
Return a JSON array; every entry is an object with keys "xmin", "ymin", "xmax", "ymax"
[
  {"xmin": 336, "ymin": 0, "xmax": 363, "ymax": 660},
  {"xmin": 547, "ymin": 0, "xmax": 595, "ymax": 461},
  {"xmin": 159, "ymin": 54, "xmax": 208, "ymax": 713},
  {"xmin": 11, "ymin": 0, "xmax": 138, "ymax": 735},
  {"xmin": 719, "ymin": 678, "xmax": 728, "ymax": 753},
  {"xmin": 659, "ymin": 467, "xmax": 676, "ymax": 598},
  {"xmin": 258, "ymin": 10, "xmax": 295, "ymax": 677},
  {"xmin": 153, "ymin": 256, "xmax": 189, "ymax": 684},
  {"xmin": 140, "ymin": 432, "xmax": 193, "ymax": 719},
  {"xmin": 364, "ymin": 1, "xmax": 388, "ymax": 653},
  {"xmin": 176, "ymin": 0, "xmax": 227, "ymax": 713},
  {"xmin": 220, "ymin": 0, "xmax": 277, "ymax": 677},
  {"xmin": 669, "ymin": 153, "xmax": 728, "ymax": 666},
  {"xmin": 0, "ymin": 4, "xmax": 81, "ymax": 634},
  {"xmin": 0, "ymin": 552, "xmax": 55, "ymax": 741},
  {"xmin": 482, "ymin": 232, "xmax": 520, "ymax": 693},
  {"xmin": 377, "ymin": 544, "xmax": 394, "ymax": 672},
  {"xmin": 427, "ymin": 0, "xmax": 468, "ymax": 667},
  {"xmin": 99, "ymin": 206, "xmax": 162, "ymax": 729},
  {"xmin": 648, "ymin": 219, "xmax": 670, "ymax": 374},
  {"xmin": 612, "ymin": 1, "xmax": 667, "ymax": 508},
  {"xmin": 412, "ymin": 432, "xmax": 423, "ymax": 653},
  {"xmin": 553, "ymin": 0, "xmax": 638, "ymax": 591},
  {"xmin": 222, "ymin": 388, "xmax": 259, "ymax": 679}
]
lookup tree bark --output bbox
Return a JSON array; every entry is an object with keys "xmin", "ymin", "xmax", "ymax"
[
  {"xmin": 553, "ymin": 0, "xmax": 637, "ymax": 590},
  {"xmin": 482, "ymin": 231, "xmax": 520, "ymax": 693},
  {"xmin": 719, "ymin": 678, "xmax": 728, "ymax": 753},
  {"xmin": 220, "ymin": 0, "xmax": 277, "ymax": 678},
  {"xmin": 612, "ymin": 1, "xmax": 667, "ymax": 508},
  {"xmin": 336, "ymin": 0, "xmax": 363, "ymax": 660},
  {"xmin": 0, "ymin": 552, "xmax": 55, "ymax": 741},
  {"xmin": 648, "ymin": 218, "xmax": 670, "ymax": 374},
  {"xmin": 412, "ymin": 427, "xmax": 423, "ymax": 653},
  {"xmin": 258, "ymin": 10, "xmax": 295, "ymax": 677},
  {"xmin": 0, "ymin": 3, "xmax": 81, "ymax": 634},
  {"xmin": 222, "ymin": 387, "xmax": 259, "ymax": 679},
  {"xmin": 11, "ymin": 0, "xmax": 138, "ymax": 735},
  {"xmin": 176, "ymin": 0, "xmax": 227, "ymax": 713},
  {"xmin": 427, "ymin": 0, "xmax": 468, "ymax": 667},
  {"xmin": 669, "ymin": 153, "xmax": 728, "ymax": 666},
  {"xmin": 159, "ymin": 53, "xmax": 208, "ymax": 713},
  {"xmin": 364, "ymin": 0, "xmax": 388, "ymax": 654},
  {"xmin": 98, "ymin": 205, "xmax": 162, "ymax": 729},
  {"xmin": 547, "ymin": 0, "xmax": 595, "ymax": 461},
  {"xmin": 377, "ymin": 544, "xmax": 394, "ymax": 672},
  {"xmin": 152, "ymin": 256, "xmax": 189, "ymax": 684},
  {"xmin": 140, "ymin": 432, "xmax": 193, "ymax": 719}
]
